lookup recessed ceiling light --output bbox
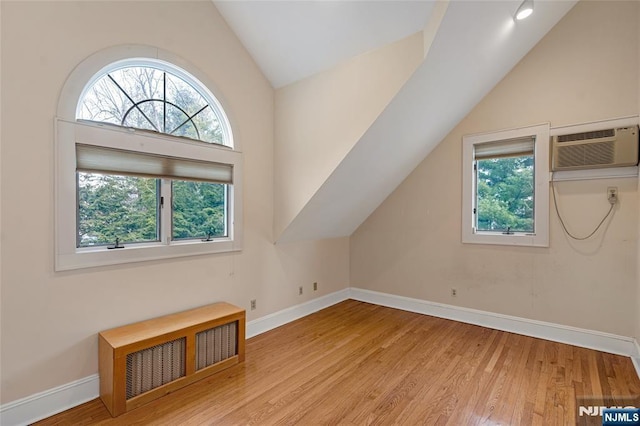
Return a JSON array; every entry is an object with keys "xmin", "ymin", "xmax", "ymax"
[{"xmin": 515, "ymin": 0, "xmax": 534, "ymax": 20}]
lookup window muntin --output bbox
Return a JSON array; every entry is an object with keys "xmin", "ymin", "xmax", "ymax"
[
  {"xmin": 462, "ymin": 124, "xmax": 549, "ymax": 247},
  {"xmin": 78, "ymin": 62, "xmax": 231, "ymax": 146}
]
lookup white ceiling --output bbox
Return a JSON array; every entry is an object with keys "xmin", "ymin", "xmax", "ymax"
[
  {"xmin": 214, "ymin": 0, "xmax": 435, "ymax": 88},
  {"xmin": 276, "ymin": 0, "xmax": 577, "ymax": 243},
  {"xmin": 213, "ymin": 0, "xmax": 578, "ymax": 243}
]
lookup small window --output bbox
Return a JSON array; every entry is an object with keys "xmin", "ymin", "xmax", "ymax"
[
  {"xmin": 55, "ymin": 54, "xmax": 243, "ymax": 271},
  {"xmin": 462, "ymin": 124, "xmax": 549, "ymax": 247}
]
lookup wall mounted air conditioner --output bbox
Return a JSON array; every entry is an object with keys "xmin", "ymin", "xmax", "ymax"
[{"xmin": 551, "ymin": 126, "xmax": 639, "ymax": 171}]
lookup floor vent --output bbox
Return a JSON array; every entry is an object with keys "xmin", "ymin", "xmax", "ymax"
[
  {"xmin": 126, "ymin": 337, "xmax": 186, "ymax": 399},
  {"xmin": 196, "ymin": 321, "xmax": 237, "ymax": 370}
]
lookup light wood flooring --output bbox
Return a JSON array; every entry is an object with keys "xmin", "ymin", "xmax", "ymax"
[{"xmin": 36, "ymin": 300, "xmax": 640, "ymax": 425}]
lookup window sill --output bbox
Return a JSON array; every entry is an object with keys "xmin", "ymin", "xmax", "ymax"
[
  {"xmin": 551, "ymin": 166, "xmax": 638, "ymax": 182},
  {"xmin": 462, "ymin": 231, "xmax": 548, "ymax": 248},
  {"xmin": 56, "ymin": 239, "xmax": 241, "ymax": 271}
]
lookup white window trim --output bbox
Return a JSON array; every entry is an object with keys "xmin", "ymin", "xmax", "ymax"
[
  {"xmin": 462, "ymin": 123, "xmax": 550, "ymax": 247},
  {"xmin": 55, "ymin": 45, "xmax": 243, "ymax": 271},
  {"xmin": 55, "ymin": 119, "xmax": 243, "ymax": 271}
]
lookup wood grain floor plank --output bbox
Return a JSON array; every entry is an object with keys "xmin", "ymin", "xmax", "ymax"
[{"xmin": 34, "ymin": 300, "xmax": 640, "ymax": 426}]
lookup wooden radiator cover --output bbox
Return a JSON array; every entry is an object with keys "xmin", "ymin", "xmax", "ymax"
[{"xmin": 98, "ymin": 302, "xmax": 245, "ymax": 417}]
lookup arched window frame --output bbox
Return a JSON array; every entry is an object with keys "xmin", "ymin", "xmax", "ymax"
[
  {"xmin": 55, "ymin": 46, "xmax": 243, "ymax": 271},
  {"xmin": 77, "ymin": 58, "xmax": 234, "ymax": 147}
]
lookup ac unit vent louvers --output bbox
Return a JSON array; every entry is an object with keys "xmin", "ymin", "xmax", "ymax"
[
  {"xmin": 552, "ymin": 126, "xmax": 638, "ymax": 171},
  {"xmin": 556, "ymin": 128, "xmax": 615, "ymax": 143}
]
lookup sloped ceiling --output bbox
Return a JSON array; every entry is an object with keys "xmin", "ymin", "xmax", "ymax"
[
  {"xmin": 215, "ymin": 0, "xmax": 577, "ymax": 243},
  {"xmin": 214, "ymin": 1, "xmax": 435, "ymax": 88}
]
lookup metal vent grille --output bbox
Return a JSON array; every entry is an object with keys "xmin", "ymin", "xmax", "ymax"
[
  {"xmin": 126, "ymin": 337, "xmax": 186, "ymax": 400},
  {"xmin": 196, "ymin": 321, "xmax": 238, "ymax": 370},
  {"xmin": 557, "ymin": 141, "xmax": 615, "ymax": 168},
  {"xmin": 557, "ymin": 128, "xmax": 615, "ymax": 143}
]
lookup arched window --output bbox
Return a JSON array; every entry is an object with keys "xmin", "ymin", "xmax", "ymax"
[
  {"xmin": 55, "ymin": 52, "xmax": 242, "ymax": 271},
  {"xmin": 77, "ymin": 60, "xmax": 232, "ymax": 146}
]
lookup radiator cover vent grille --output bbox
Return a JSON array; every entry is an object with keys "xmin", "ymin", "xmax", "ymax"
[
  {"xmin": 196, "ymin": 321, "xmax": 238, "ymax": 370},
  {"xmin": 126, "ymin": 337, "xmax": 186, "ymax": 400}
]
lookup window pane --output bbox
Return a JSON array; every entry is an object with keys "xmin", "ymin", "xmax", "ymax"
[
  {"xmin": 111, "ymin": 67, "xmax": 164, "ymax": 104},
  {"xmin": 476, "ymin": 155, "xmax": 534, "ymax": 233},
  {"xmin": 165, "ymin": 104, "xmax": 199, "ymax": 140},
  {"xmin": 78, "ymin": 65, "xmax": 230, "ymax": 146},
  {"xmin": 172, "ymin": 181, "xmax": 227, "ymax": 240},
  {"xmin": 77, "ymin": 172, "xmax": 159, "ymax": 247},
  {"xmin": 79, "ymin": 77, "xmax": 133, "ymax": 125},
  {"xmin": 191, "ymin": 106, "xmax": 224, "ymax": 144},
  {"xmin": 165, "ymin": 73, "xmax": 207, "ymax": 116}
]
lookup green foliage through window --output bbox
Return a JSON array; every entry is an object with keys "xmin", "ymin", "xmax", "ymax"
[
  {"xmin": 172, "ymin": 181, "xmax": 227, "ymax": 240},
  {"xmin": 77, "ymin": 172, "xmax": 158, "ymax": 247},
  {"xmin": 476, "ymin": 155, "xmax": 534, "ymax": 233}
]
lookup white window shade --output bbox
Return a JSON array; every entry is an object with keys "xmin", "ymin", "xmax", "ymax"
[
  {"xmin": 474, "ymin": 136, "xmax": 535, "ymax": 160},
  {"xmin": 76, "ymin": 144, "xmax": 233, "ymax": 184}
]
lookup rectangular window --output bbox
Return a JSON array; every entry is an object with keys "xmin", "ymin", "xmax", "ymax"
[
  {"xmin": 55, "ymin": 120, "xmax": 243, "ymax": 271},
  {"xmin": 75, "ymin": 143, "xmax": 233, "ymax": 250},
  {"xmin": 76, "ymin": 173, "xmax": 229, "ymax": 248},
  {"xmin": 462, "ymin": 124, "xmax": 549, "ymax": 247}
]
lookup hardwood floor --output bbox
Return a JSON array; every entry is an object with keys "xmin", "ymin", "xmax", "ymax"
[{"xmin": 35, "ymin": 300, "xmax": 640, "ymax": 425}]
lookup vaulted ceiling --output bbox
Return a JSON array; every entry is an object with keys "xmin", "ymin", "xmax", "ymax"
[
  {"xmin": 214, "ymin": 0, "xmax": 578, "ymax": 243},
  {"xmin": 214, "ymin": 1, "xmax": 435, "ymax": 88}
]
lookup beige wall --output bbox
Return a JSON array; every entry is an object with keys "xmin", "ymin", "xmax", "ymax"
[
  {"xmin": 351, "ymin": 0, "xmax": 639, "ymax": 337},
  {"xmin": 274, "ymin": 33, "xmax": 423, "ymax": 238},
  {"xmin": 0, "ymin": 1, "xmax": 349, "ymax": 404}
]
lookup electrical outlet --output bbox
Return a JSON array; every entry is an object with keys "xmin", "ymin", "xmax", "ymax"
[
  {"xmin": 451, "ymin": 288, "xmax": 457, "ymax": 297},
  {"xmin": 313, "ymin": 282, "xmax": 318, "ymax": 291},
  {"xmin": 299, "ymin": 286, "xmax": 303, "ymax": 295},
  {"xmin": 607, "ymin": 187, "xmax": 618, "ymax": 204},
  {"xmin": 250, "ymin": 299, "xmax": 256, "ymax": 310}
]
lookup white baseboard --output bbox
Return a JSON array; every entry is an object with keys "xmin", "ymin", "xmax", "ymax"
[
  {"xmin": 0, "ymin": 289, "xmax": 351, "ymax": 426},
  {"xmin": 2, "ymin": 287, "xmax": 637, "ymax": 426},
  {"xmin": 632, "ymin": 339, "xmax": 640, "ymax": 380},
  {"xmin": 349, "ymin": 288, "xmax": 638, "ymax": 358},
  {"xmin": 246, "ymin": 288, "xmax": 350, "ymax": 338},
  {"xmin": 0, "ymin": 374, "xmax": 99, "ymax": 426}
]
